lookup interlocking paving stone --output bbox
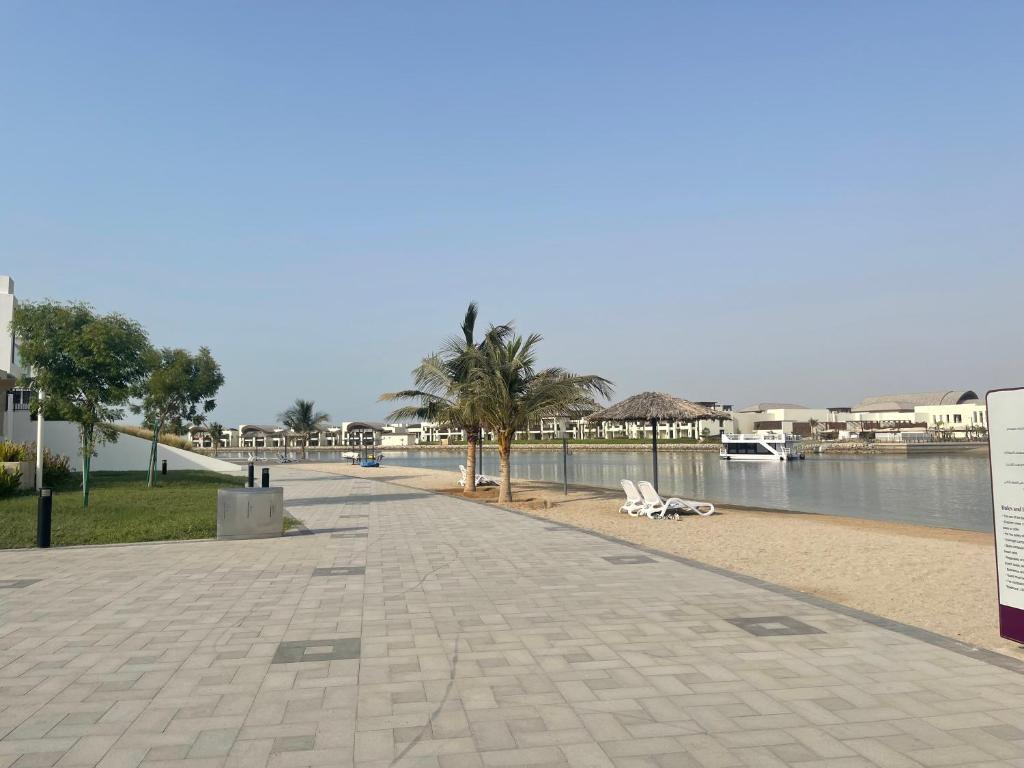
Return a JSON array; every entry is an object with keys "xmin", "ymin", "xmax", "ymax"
[
  {"xmin": 311, "ymin": 566, "xmax": 366, "ymax": 577},
  {"xmin": 1, "ymin": 467, "xmax": 1023, "ymax": 768},
  {"xmin": 726, "ymin": 615, "xmax": 826, "ymax": 636},
  {"xmin": 602, "ymin": 554, "xmax": 657, "ymax": 565},
  {"xmin": 272, "ymin": 638, "xmax": 361, "ymax": 663}
]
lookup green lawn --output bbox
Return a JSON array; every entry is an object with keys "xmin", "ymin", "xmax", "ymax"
[{"xmin": 0, "ymin": 470, "xmax": 247, "ymax": 549}]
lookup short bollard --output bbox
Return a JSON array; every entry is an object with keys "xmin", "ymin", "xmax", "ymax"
[
  {"xmin": 37, "ymin": 488, "xmax": 52, "ymax": 549},
  {"xmin": 161, "ymin": 459, "xmax": 167, "ymax": 475},
  {"xmin": 261, "ymin": 467, "xmax": 270, "ymax": 488},
  {"xmin": 247, "ymin": 463, "xmax": 255, "ymax": 488}
]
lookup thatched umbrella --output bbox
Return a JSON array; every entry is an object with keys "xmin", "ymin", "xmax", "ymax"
[{"xmin": 588, "ymin": 392, "xmax": 731, "ymax": 492}]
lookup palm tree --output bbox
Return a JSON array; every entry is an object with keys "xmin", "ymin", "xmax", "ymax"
[
  {"xmin": 380, "ymin": 303, "xmax": 510, "ymax": 494},
  {"xmin": 807, "ymin": 417, "xmax": 820, "ymax": 440},
  {"xmin": 470, "ymin": 333, "xmax": 612, "ymax": 502},
  {"xmin": 206, "ymin": 421, "xmax": 225, "ymax": 455},
  {"xmin": 278, "ymin": 399, "xmax": 330, "ymax": 460}
]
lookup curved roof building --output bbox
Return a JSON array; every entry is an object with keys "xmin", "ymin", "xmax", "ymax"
[{"xmin": 851, "ymin": 391, "xmax": 978, "ymax": 413}]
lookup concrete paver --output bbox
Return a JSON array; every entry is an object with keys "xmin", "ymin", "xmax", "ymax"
[{"xmin": 1, "ymin": 468, "xmax": 1023, "ymax": 767}]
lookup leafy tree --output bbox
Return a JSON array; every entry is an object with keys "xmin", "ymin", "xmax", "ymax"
[
  {"xmin": 470, "ymin": 333, "xmax": 612, "ymax": 502},
  {"xmin": 206, "ymin": 422, "xmax": 225, "ymax": 455},
  {"xmin": 278, "ymin": 399, "xmax": 330, "ymax": 459},
  {"xmin": 11, "ymin": 302, "xmax": 151, "ymax": 506},
  {"xmin": 380, "ymin": 303, "xmax": 510, "ymax": 493},
  {"xmin": 137, "ymin": 347, "xmax": 224, "ymax": 486}
]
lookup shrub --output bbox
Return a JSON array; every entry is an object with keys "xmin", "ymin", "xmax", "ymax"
[
  {"xmin": 0, "ymin": 466, "xmax": 22, "ymax": 497},
  {"xmin": 0, "ymin": 441, "xmax": 29, "ymax": 462},
  {"xmin": 42, "ymin": 449, "xmax": 73, "ymax": 485}
]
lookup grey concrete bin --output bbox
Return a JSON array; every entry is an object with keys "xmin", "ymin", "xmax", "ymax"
[{"xmin": 217, "ymin": 487, "xmax": 284, "ymax": 540}]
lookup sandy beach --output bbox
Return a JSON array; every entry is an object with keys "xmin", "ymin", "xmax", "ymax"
[{"xmin": 306, "ymin": 461, "xmax": 1021, "ymax": 662}]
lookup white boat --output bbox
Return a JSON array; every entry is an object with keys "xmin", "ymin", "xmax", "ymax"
[{"xmin": 720, "ymin": 432, "xmax": 805, "ymax": 462}]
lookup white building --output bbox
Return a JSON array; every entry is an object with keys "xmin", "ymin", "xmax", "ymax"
[
  {"xmin": 848, "ymin": 391, "xmax": 987, "ymax": 439},
  {"xmin": 0, "ymin": 277, "xmax": 27, "ymax": 443},
  {"xmin": 730, "ymin": 403, "xmax": 831, "ymax": 437},
  {"xmin": 195, "ymin": 421, "xmax": 387, "ymax": 450}
]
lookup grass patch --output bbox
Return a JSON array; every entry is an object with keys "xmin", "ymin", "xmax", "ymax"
[{"xmin": 0, "ymin": 470, "xmax": 246, "ymax": 549}]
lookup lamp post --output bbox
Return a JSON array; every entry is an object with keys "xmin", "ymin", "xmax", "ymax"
[
  {"xmin": 477, "ymin": 429, "xmax": 484, "ymax": 477},
  {"xmin": 557, "ymin": 419, "xmax": 570, "ymax": 495},
  {"xmin": 650, "ymin": 417, "xmax": 659, "ymax": 493},
  {"xmin": 35, "ymin": 387, "xmax": 44, "ymax": 490}
]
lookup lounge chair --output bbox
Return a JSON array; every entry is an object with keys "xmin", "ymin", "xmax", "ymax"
[
  {"xmin": 458, "ymin": 465, "xmax": 498, "ymax": 487},
  {"xmin": 636, "ymin": 481, "xmax": 715, "ymax": 518},
  {"xmin": 619, "ymin": 480, "xmax": 645, "ymax": 516}
]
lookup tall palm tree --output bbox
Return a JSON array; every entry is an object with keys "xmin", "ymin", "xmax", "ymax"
[
  {"xmin": 470, "ymin": 333, "xmax": 612, "ymax": 502},
  {"xmin": 278, "ymin": 399, "xmax": 330, "ymax": 460},
  {"xmin": 380, "ymin": 303, "xmax": 510, "ymax": 494},
  {"xmin": 206, "ymin": 421, "xmax": 225, "ymax": 455}
]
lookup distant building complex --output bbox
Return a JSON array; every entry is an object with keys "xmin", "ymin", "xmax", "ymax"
[{"xmin": 186, "ymin": 391, "xmax": 989, "ymax": 450}]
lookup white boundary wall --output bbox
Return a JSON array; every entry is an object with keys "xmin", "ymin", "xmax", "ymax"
[{"xmin": 8, "ymin": 416, "xmax": 241, "ymax": 474}]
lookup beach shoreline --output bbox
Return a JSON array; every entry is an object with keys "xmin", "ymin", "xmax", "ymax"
[{"xmin": 304, "ymin": 461, "xmax": 1019, "ymax": 661}]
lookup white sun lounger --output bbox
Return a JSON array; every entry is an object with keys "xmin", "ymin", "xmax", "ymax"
[
  {"xmin": 619, "ymin": 480, "xmax": 645, "ymax": 516},
  {"xmin": 458, "ymin": 465, "xmax": 499, "ymax": 487},
  {"xmin": 636, "ymin": 480, "xmax": 715, "ymax": 518}
]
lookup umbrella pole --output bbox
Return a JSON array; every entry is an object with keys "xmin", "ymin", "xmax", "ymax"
[{"xmin": 651, "ymin": 417, "xmax": 659, "ymax": 492}]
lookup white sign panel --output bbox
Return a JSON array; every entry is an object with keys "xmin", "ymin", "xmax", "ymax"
[{"xmin": 987, "ymin": 388, "xmax": 1024, "ymax": 641}]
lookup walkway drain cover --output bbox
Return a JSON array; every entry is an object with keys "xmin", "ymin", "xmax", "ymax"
[
  {"xmin": 272, "ymin": 638, "xmax": 361, "ymax": 663},
  {"xmin": 312, "ymin": 566, "xmax": 365, "ymax": 577},
  {"xmin": 335, "ymin": 526, "xmax": 367, "ymax": 532},
  {"xmin": 0, "ymin": 579, "xmax": 40, "ymax": 589},
  {"xmin": 331, "ymin": 533, "xmax": 368, "ymax": 539},
  {"xmin": 727, "ymin": 616, "xmax": 824, "ymax": 637},
  {"xmin": 603, "ymin": 555, "xmax": 656, "ymax": 565}
]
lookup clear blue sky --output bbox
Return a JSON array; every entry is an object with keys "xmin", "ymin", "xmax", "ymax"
[{"xmin": 2, "ymin": 2, "xmax": 1021, "ymax": 425}]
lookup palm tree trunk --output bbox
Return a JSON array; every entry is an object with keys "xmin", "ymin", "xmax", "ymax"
[
  {"xmin": 464, "ymin": 429, "xmax": 478, "ymax": 494},
  {"xmin": 497, "ymin": 434, "xmax": 513, "ymax": 503}
]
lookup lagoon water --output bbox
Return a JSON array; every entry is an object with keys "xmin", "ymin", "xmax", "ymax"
[{"xmin": 376, "ymin": 449, "xmax": 994, "ymax": 533}]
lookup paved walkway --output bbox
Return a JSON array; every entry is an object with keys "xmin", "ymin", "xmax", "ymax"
[{"xmin": 2, "ymin": 469, "xmax": 1024, "ymax": 768}]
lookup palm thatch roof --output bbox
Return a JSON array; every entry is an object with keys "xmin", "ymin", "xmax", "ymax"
[{"xmin": 588, "ymin": 392, "xmax": 731, "ymax": 422}]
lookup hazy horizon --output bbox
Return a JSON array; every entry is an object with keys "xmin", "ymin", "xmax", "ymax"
[{"xmin": 4, "ymin": 2, "xmax": 1021, "ymax": 426}]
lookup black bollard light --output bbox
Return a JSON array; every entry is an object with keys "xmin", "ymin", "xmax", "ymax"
[
  {"xmin": 161, "ymin": 459, "xmax": 167, "ymax": 475},
  {"xmin": 37, "ymin": 488, "xmax": 52, "ymax": 548},
  {"xmin": 261, "ymin": 467, "xmax": 270, "ymax": 488},
  {"xmin": 247, "ymin": 463, "xmax": 255, "ymax": 488}
]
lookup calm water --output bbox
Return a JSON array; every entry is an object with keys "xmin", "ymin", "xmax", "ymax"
[{"xmin": 374, "ymin": 449, "xmax": 994, "ymax": 532}]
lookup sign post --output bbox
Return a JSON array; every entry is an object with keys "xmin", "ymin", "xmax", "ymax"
[{"xmin": 987, "ymin": 387, "xmax": 1024, "ymax": 644}]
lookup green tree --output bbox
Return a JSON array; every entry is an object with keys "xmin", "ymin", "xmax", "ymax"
[
  {"xmin": 380, "ymin": 303, "xmax": 510, "ymax": 494},
  {"xmin": 278, "ymin": 399, "xmax": 330, "ymax": 459},
  {"xmin": 206, "ymin": 422, "xmax": 225, "ymax": 455},
  {"xmin": 470, "ymin": 333, "xmax": 612, "ymax": 502},
  {"xmin": 11, "ymin": 302, "xmax": 151, "ymax": 506},
  {"xmin": 137, "ymin": 347, "xmax": 224, "ymax": 486}
]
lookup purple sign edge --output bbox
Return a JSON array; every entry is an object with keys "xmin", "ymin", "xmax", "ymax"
[{"xmin": 987, "ymin": 386, "xmax": 1024, "ymax": 645}]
